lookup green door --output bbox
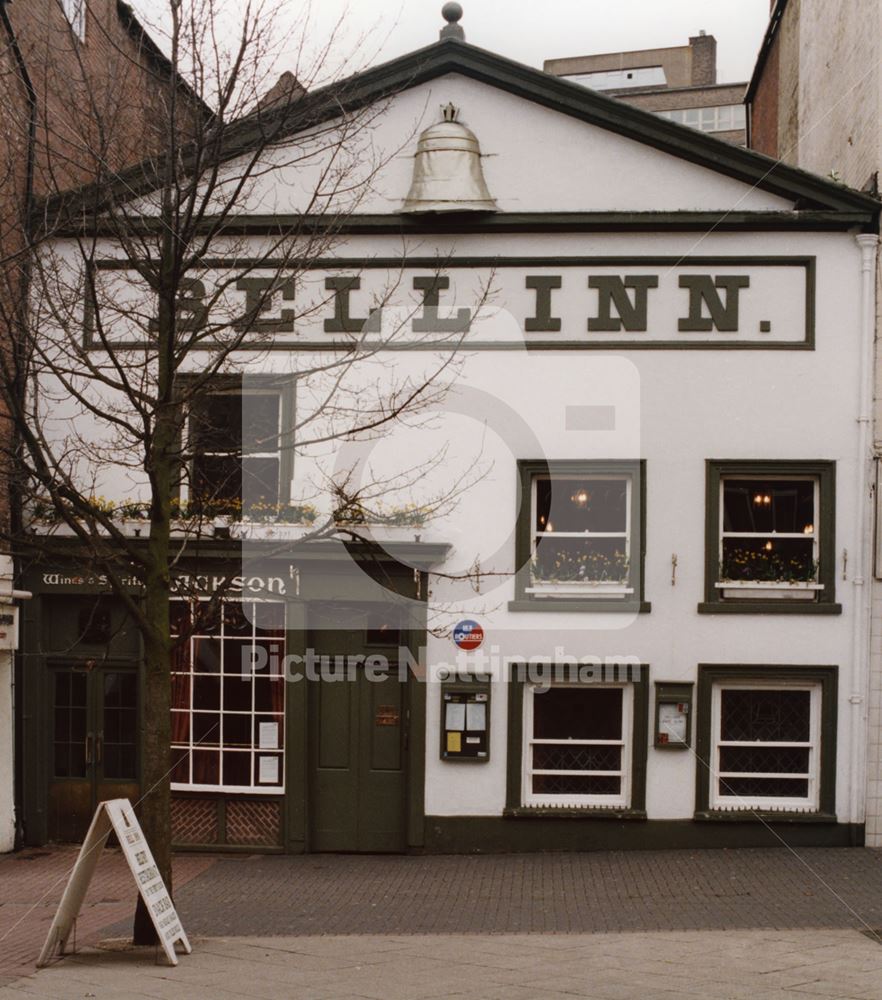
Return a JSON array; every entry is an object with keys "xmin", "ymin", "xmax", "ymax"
[
  {"xmin": 309, "ymin": 629, "xmax": 408, "ymax": 852},
  {"xmin": 47, "ymin": 664, "xmax": 139, "ymax": 842}
]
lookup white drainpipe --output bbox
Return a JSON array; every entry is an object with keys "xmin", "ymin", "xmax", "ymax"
[{"xmin": 850, "ymin": 233, "xmax": 878, "ymax": 830}]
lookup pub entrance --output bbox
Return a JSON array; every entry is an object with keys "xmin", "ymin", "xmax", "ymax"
[
  {"xmin": 47, "ymin": 663, "xmax": 139, "ymax": 842},
  {"xmin": 308, "ymin": 608, "xmax": 408, "ymax": 852}
]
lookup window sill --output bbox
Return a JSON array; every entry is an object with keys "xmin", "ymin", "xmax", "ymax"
[
  {"xmin": 697, "ymin": 601, "xmax": 841, "ymax": 615},
  {"xmin": 694, "ymin": 810, "xmax": 837, "ymax": 824},
  {"xmin": 509, "ymin": 599, "xmax": 651, "ymax": 614},
  {"xmin": 525, "ymin": 585, "xmax": 634, "ymax": 596},
  {"xmin": 171, "ymin": 784, "xmax": 285, "ymax": 795},
  {"xmin": 715, "ymin": 582, "xmax": 823, "ymax": 601},
  {"xmin": 504, "ymin": 807, "xmax": 647, "ymax": 821}
]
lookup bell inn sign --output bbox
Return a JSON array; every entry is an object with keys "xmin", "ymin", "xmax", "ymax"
[{"xmin": 86, "ymin": 256, "xmax": 813, "ymax": 350}]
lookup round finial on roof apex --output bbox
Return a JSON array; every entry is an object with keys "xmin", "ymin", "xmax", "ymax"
[{"xmin": 440, "ymin": 2, "xmax": 465, "ymax": 40}]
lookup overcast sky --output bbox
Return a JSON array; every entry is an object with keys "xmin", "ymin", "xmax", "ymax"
[
  {"xmin": 300, "ymin": 0, "xmax": 772, "ymax": 84},
  {"xmin": 134, "ymin": 1, "xmax": 772, "ymax": 88}
]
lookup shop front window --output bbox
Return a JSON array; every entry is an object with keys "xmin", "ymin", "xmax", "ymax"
[{"xmin": 170, "ymin": 599, "xmax": 285, "ymax": 793}]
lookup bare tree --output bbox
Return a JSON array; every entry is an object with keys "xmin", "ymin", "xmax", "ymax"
[{"xmin": 1, "ymin": 0, "xmax": 488, "ymax": 943}]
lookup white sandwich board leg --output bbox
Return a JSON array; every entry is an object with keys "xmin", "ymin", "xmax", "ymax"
[
  {"xmin": 37, "ymin": 805, "xmax": 113, "ymax": 966},
  {"xmin": 37, "ymin": 799, "xmax": 192, "ymax": 969}
]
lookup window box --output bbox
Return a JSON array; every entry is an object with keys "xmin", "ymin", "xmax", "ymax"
[
  {"xmin": 229, "ymin": 522, "xmax": 312, "ymax": 541},
  {"xmin": 701, "ymin": 461, "xmax": 837, "ymax": 613},
  {"xmin": 506, "ymin": 663, "xmax": 649, "ymax": 815},
  {"xmin": 512, "ymin": 460, "xmax": 646, "ymax": 610},
  {"xmin": 694, "ymin": 665, "xmax": 838, "ymax": 820},
  {"xmin": 715, "ymin": 581, "xmax": 824, "ymax": 601},
  {"xmin": 524, "ymin": 584, "xmax": 635, "ymax": 597}
]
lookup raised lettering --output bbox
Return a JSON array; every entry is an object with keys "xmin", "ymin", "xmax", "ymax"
[
  {"xmin": 525, "ymin": 276, "xmax": 562, "ymax": 332},
  {"xmin": 149, "ymin": 278, "xmax": 207, "ymax": 334},
  {"xmin": 324, "ymin": 277, "xmax": 380, "ymax": 333},
  {"xmin": 678, "ymin": 275, "xmax": 750, "ymax": 332},
  {"xmin": 412, "ymin": 276, "xmax": 471, "ymax": 333},
  {"xmin": 588, "ymin": 275, "xmax": 658, "ymax": 332},
  {"xmin": 234, "ymin": 277, "xmax": 295, "ymax": 333}
]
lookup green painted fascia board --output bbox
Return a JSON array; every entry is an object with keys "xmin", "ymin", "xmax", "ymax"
[{"xmin": 52, "ymin": 210, "xmax": 877, "ymax": 239}]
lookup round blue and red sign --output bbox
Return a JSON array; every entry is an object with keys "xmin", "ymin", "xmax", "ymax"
[{"xmin": 453, "ymin": 619, "xmax": 484, "ymax": 651}]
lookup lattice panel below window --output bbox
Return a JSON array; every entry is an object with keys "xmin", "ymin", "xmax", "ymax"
[
  {"xmin": 719, "ymin": 746, "xmax": 809, "ymax": 775},
  {"xmin": 532, "ymin": 774, "xmax": 621, "ymax": 796},
  {"xmin": 226, "ymin": 799, "xmax": 282, "ymax": 846},
  {"xmin": 718, "ymin": 777, "xmax": 809, "ymax": 799},
  {"xmin": 171, "ymin": 797, "xmax": 219, "ymax": 845},
  {"xmin": 720, "ymin": 689, "xmax": 810, "ymax": 742},
  {"xmin": 533, "ymin": 744, "xmax": 622, "ymax": 771}
]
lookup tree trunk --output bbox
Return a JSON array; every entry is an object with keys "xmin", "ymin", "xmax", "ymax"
[
  {"xmin": 132, "ymin": 402, "xmax": 175, "ymax": 945},
  {"xmin": 132, "ymin": 564, "xmax": 173, "ymax": 944}
]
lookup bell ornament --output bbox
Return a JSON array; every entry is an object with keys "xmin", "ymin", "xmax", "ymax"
[{"xmin": 403, "ymin": 104, "xmax": 496, "ymax": 214}]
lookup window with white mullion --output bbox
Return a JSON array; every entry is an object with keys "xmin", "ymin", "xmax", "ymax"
[
  {"xmin": 524, "ymin": 684, "xmax": 631, "ymax": 807},
  {"xmin": 189, "ymin": 390, "xmax": 283, "ymax": 510},
  {"xmin": 719, "ymin": 475, "xmax": 819, "ymax": 584},
  {"xmin": 711, "ymin": 685, "xmax": 820, "ymax": 810},
  {"xmin": 170, "ymin": 597, "xmax": 286, "ymax": 794},
  {"xmin": 530, "ymin": 474, "xmax": 631, "ymax": 588}
]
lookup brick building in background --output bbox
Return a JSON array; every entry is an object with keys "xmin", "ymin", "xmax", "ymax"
[
  {"xmin": 746, "ymin": 0, "xmax": 880, "ymax": 190},
  {"xmin": 544, "ymin": 32, "xmax": 747, "ymax": 146},
  {"xmin": 747, "ymin": 0, "xmax": 882, "ymax": 848},
  {"xmin": 0, "ymin": 0, "xmax": 206, "ymax": 851}
]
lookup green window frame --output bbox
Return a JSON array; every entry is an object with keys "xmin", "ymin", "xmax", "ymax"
[
  {"xmin": 510, "ymin": 459, "xmax": 648, "ymax": 613},
  {"xmin": 699, "ymin": 460, "xmax": 839, "ymax": 615},
  {"xmin": 181, "ymin": 375, "xmax": 295, "ymax": 514},
  {"xmin": 694, "ymin": 664, "xmax": 838, "ymax": 821},
  {"xmin": 505, "ymin": 663, "xmax": 649, "ymax": 817}
]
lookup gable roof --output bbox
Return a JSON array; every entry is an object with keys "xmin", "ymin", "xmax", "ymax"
[{"xmin": 41, "ymin": 33, "xmax": 879, "ymax": 230}]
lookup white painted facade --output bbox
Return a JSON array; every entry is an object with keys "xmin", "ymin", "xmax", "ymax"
[{"xmin": 27, "ymin": 56, "xmax": 880, "ymax": 847}]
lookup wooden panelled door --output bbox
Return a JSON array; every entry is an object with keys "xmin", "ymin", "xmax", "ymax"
[
  {"xmin": 309, "ymin": 627, "xmax": 408, "ymax": 852},
  {"xmin": 48, "ymin": 665, "xmax": 139, "ymax": 842}
]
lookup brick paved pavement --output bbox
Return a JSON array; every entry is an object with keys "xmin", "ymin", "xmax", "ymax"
[
  {"xmin": 4, "ymin": 847, "xmax": 882, "ymax": 997},
  {"xmin": 147, "ymin": 848, "xmax": 882, "ymax": 937},
  {"xmin": 0, "ymin": 847, "xmax": 214, "ymax": 985}
]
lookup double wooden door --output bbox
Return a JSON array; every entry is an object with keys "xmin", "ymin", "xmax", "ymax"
[{"xmin": 47, "ymin": 664, "xmax": 139, "ymax": 842}]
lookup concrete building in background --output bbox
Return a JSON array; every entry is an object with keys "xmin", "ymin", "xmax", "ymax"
[
  {"xmin": 747, "ymin": 0, "xmax": 882, "ymax": 849},
  {"xmin": 545, "ymin": 32, "xmax": 747, "ymax": 146}
]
